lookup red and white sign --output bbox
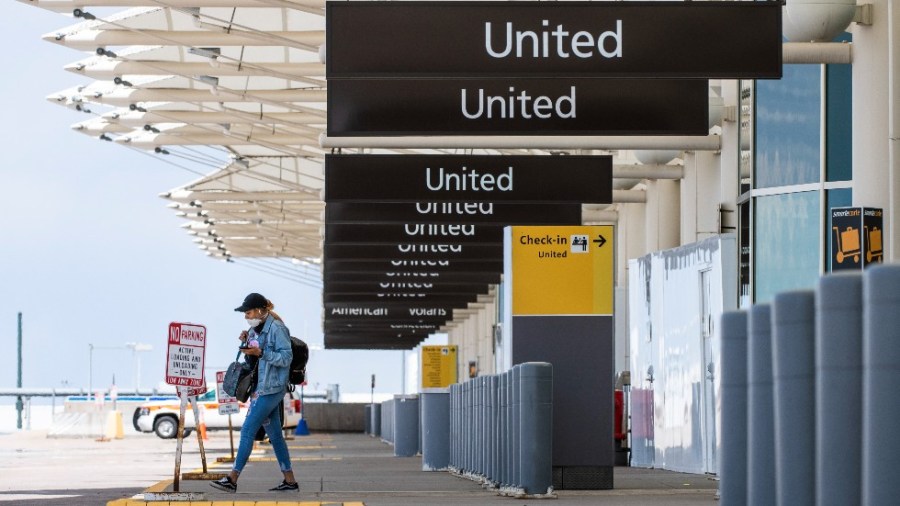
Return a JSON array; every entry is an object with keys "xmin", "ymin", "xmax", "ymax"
[
  {"xmin": 166, "ymin": 322, "xmax": 207, "ymax": 387},
  {"xmin": 178, "ymin": 378, "xmax": 209, "ymax": 398},
  {"xmin": 216, "ymin": 371, "xmax": 240, "ymax": 415}
]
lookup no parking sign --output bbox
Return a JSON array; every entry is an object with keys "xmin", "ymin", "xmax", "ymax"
[{"xmin": 166, "ymin": 322, "xmax": 207, "ymax": 387}]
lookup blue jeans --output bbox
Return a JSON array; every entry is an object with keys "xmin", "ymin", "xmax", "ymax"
[{"xmin": 233, "ymin": 391, "xmax": 292, "ymax": 474}]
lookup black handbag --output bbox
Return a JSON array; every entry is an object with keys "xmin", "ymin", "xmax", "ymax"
[
  {"xmin": 234, "ymin": 360, "xmax": 257, "ymax": 402},
  {"xmin": 223, "ymin": 351, "xmax": 257, "ymax": 402}
]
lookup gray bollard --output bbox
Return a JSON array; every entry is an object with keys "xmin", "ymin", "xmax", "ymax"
[
  {"xmin": 383, "ymin": 399, "xmax": 394, "ymax": 444},
  {"xmin": 421, "ymin": 388, "xmax": 450, "ymax": 471},
  {"xmin": 481, "ymin": 376, "xmax": 489, "ymax": 479},
  {"xmin": 494, "ymin": 373, "xmax": 502, "ymax": 484},
  {"xmin": 500, "ymin": 371, "xmax": 509, "ymax": 486},
  {"xmin": 364, "ymin": 404, "xmax": 371, "ymax": 435},
  {"xmin": 817, "ymin": 273, "xmax": 863, "ymax": 506},
  {"xmin": 720, "ymin": 310, "xmax": 749, "ymax": 506},
  {"xmin": 451, "ymin": 384, "xmax": 458, "ymax": 469},
  {"xmin": 512, "ymin": 365, "xmax": 521, "ymax": 488},
  {"xmin": 466, "ymin": 379, "xmax": 473, "ymax": 472},
  {"xmin": 748, "ymin": 304, "xmax": 776, "ymax": 506},
  {"xmin": 475, "ymin": 376, "xmax": 483, "ymax": 476},
  {"xmin": 485, "ymin": 376, "xmax": 497, "ymax": 484},
  {"xmin": 372, "ymin": 401, "xmax": 382, "ymax": 438},
  {"xmin": 393, "ymin": 395, "xmax": 419, "ymax": 457},
  {"xmin": 862, "ymin": 265, "xmax": 900, "ymax": 506},
  {"xmin": 772, "ymin": 290, "xmax": 816, "ymax": 506},
  {"xmin": 519, "ymin": 362, "xmax": 553, "ymax": 495}
]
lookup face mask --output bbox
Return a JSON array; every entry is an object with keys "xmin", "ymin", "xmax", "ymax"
[{"xmin": 246, "ymin": 318, "xmax": 262, "ymax": 327}]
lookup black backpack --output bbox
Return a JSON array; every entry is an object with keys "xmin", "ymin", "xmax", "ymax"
[{"xmin": 288, "ymin": 336, "xmax": 309, "ymax": 386}]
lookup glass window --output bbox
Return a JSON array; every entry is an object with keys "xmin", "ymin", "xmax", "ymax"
[
  {"xmin": 826, "ymin": 62, "xmax": 852, "ymax": 182},
  {"xmin": 755, "ymin": 65, "xmax": 822, "ymax": 188},
  {"xmin": 825, "ymin": 188, "xmax": 853, "ymax": 271},
  {"xmin": 754, "ymin": 191, "xmax": 821, "ymax": 303}
]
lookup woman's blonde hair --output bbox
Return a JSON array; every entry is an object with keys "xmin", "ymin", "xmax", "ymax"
[{"xmin": 265, "ymin": 299, "xmax": 283, "ymax": 322}]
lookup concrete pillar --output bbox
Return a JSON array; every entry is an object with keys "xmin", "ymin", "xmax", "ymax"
[
  {"xmin": 747, "ymin": 304, "xmax": 776, "ymax": 506},
  {"xmin": 850, "ymin": 0, "xmax": 896, "ymax": 260},
  {"xmin": 862, "ymin": 265, "xmax": 900, "ymax": 505},
  {"xmin": 816, "ymin": 273, "xmax": 863, "ymax": 506},
  {"xmin": 645, "ymin": 179, "xmax": 681, "ymax": 251},
  {"xmin": 681, "ymin": 150, "xmax": 722, "ymax": 245},
  {"xmin": 720, "ymin": 79, "xmax": 741, "ymax": 226},
  {"xmin": 720, "ymin": 310, "xmax": 749, "ymax": 506},
  {"xmin": 771, "ymin": 291, "xmax": 816, "ymax": 506}
]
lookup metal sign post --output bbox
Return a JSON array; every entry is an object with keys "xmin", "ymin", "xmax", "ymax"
[
  {"xmin": 173, "ymin": 390, "xmax": 187, "ymax": 492},
  {"xmin": 216, "ymin": 370, "xmax": 240, "ymax": 463}
]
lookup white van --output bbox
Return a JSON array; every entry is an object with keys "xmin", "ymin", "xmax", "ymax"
[{"xmin": 135, "ymin": 389, "xmax": 303, "ymax": 438}]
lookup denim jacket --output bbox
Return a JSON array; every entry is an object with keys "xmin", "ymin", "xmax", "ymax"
[{"xmin": 249, "ymin": 315, "xmax": 292, "ymax": 396}]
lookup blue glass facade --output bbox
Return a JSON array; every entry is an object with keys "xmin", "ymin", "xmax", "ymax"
[{"xmin": 751, "ymin": 59, "xmax": 853, "ymax": 301}]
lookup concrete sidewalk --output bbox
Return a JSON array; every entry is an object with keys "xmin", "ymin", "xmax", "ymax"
[{"xmin": 110, "ymin": 432, "xmax": 717, "ymax": 505}]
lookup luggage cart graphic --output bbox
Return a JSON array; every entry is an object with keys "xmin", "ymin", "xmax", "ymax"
[
  {"xmin": 833, "ymin": 226, "xmax": 861, "ymax": 264},
  {"xmin": 865, "ymin": 225, "xmax": 884, "ymax": 263}
]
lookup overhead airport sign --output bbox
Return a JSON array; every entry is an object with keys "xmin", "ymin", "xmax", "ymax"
[
  {"xmin": 325, "ymin": 281, "xmax": 490, "ymax": 295},
  {"xmin": 324, "ymin": 154, "xmax": 612, "ymax": 203},
  {"xmin": 324, "ymin": 292, "xmax": 481, "ymax": 304},
  {"xmin": 327, "ymin": 78, "xmax": 708, "ymax": 136},
  {"xmin": 324, "ymin": 270, "xmax": 501, "ymax": 284},
  {"xmin": 324, "ymin": 321, "xmax": 442, "ymax": 332},
  {"xmin": 326, "ymin": 1, "xmax": 782, "ymax": 79},
  {"xmin": 325, "ymin": 334, "xmax": 426, "ymax": 350},
  {"xmin": 325, "ymin": 302, "xmax": 460, "ymax": 320},
  {"xmin": 325, "ymin": 260, "xmax": 504, "ymax": 274},
  {"xmin": 325, "ymin": 223, "xmax": 503, "ymax": 245},
  {"xmin": 324, "ymin": 243, "xmax": 504, "ymax": 261},
  {"xmin": 325, "ymin": 202, "xmax": 582, "ymax": 225}
]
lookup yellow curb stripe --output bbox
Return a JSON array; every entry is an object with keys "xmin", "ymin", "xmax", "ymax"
[{"xmin": 144, "ymin": 479, "xmax": 174, "ymax": 493}]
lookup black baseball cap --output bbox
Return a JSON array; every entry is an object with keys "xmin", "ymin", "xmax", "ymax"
[{"xmin": 235, "ymin": 292, "xmax": 267, "ymax": 312}]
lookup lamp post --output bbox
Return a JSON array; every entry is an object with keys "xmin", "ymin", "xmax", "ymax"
[
  {"xmin": 125, "ymin": 342, "xmax": 153, "ymax": 394},
  {"xmin": 90, "ymin": 343, "xmax": 146, "ymax": 399}
]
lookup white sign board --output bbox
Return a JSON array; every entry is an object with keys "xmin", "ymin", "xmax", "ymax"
[
  {"xmin": 166, "ymin": 322, "xmax": 207, "ymax": 387},
  {"xmin": 216, "ymin": 371, "xmax": 240, "ymax": 415}
]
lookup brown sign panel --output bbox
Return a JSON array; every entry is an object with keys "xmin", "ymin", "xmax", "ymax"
[
  {"xmin": 324, "ymin": 243, "xmax": 504, "ymax": 261},
  {"xmin": 327, "ymin": 78, "xmax": 708, "ymax": 136},
  {"xmin": 325, "ymin": 260, "xmax": 504, "ymax": 273},
  {"xmin": 325, "ymin": 223, "xmax": 504, "ymax": 245},
  {"xmin": 324, "ymin": 154, "xmax": 612, "ymax": 203},
  {"xmin": 324, "ymin": 270, "xmax": 501, "ymax": 284},
  {"xmin": 323, "ymin": 292, "xmax": 481, "ymax": 304},
  {"xmin": 324, "ymin": 281, "xmax": 490, "ymax": 295},
  {"xmin": 325, "ymin": 202, "xmax": 582, "ymax": 225},
  {"xmin": 326, "ymin": 1, "xmax": 782, "ymax": 79}
]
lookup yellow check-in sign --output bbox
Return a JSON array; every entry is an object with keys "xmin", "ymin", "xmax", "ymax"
[
  {"xmin": 420, "ymin": 345, "xmax": 458, "ymax": 388},
  {"xmin": 511, "ymin": 225, "xmax": 614, "ymax": 315}
]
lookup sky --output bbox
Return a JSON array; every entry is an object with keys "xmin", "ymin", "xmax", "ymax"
[{"xmin": 1, "ymin": 2, "xmax": 406, "ymax": 401}]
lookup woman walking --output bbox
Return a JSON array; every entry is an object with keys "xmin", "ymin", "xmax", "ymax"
[{"xmin": 211, "ymin": 292, "xmax": 298, "ymax": 493}]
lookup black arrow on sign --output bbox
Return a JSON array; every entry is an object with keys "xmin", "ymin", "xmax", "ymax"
[{"xmin": 593, "ymin": 235, "xmax": 607, "ymax": 248}]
